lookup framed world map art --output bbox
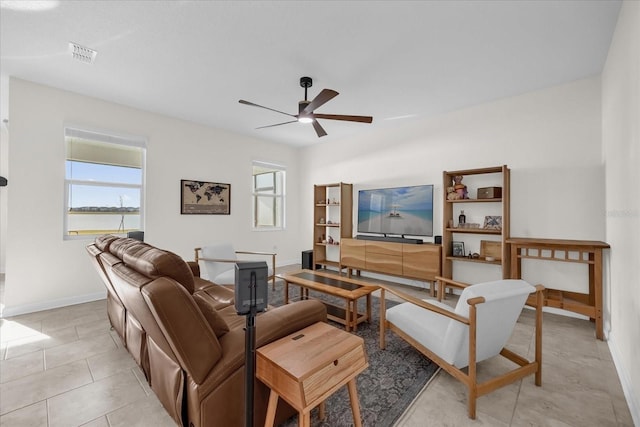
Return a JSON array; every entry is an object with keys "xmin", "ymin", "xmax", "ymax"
[{"xmin": 181, "ymin": 180, "xmax": 231, "ymax": 214}]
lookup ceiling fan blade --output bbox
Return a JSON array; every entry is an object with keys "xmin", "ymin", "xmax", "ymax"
[
  {"xmin": 312, "ymin": 120, "xmax": 328, "ymax": 137},
  {"xmin": 255, "ymin": 120, "xmax": 298, "ymax": 129},
  {"xmin": 313, "ymin": 113, "xmax": 373, "ymax": 123},
  {"xmin": 302, "ymin": 89, "xmax": 339, "ymax": 114},
  {"xmin": 239, "ymin": 100, "xmax": 296, "ymax": 118}
]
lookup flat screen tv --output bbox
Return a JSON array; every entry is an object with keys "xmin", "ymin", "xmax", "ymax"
[{"xmin": 357, "ymin": 184, "xmax": 434, "ymax": 237}]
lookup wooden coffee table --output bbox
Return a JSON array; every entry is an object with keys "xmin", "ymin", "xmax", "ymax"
[
  {"xmin": 277, "ymin": 270, "xmax": 379, "ymax": 331},
  {"xmin": 256, "ymin": 322, "xmax": 368, "ymax": 427}
]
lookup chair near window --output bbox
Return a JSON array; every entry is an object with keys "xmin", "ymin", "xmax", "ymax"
[
  {"xmin": 127, "ymin": 231, "xmax": 144, "ymax": 241},
  {"xmin": 194, "ymin": 243, "xmax": 277, "ymax": 290},
  {"xmin": 379, "ymin": 277, "xmax": 544, "ymax": 419}
]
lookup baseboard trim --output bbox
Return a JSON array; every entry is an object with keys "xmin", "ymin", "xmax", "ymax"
[
  {"xmin": 1, "ymin": 290, "xmax": 107, "ymax": 318},
  {"xmin": 608, "ymin": 331, "xmax": 640, "ymax": 426}
]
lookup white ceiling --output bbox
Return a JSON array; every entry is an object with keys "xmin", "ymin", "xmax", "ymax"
[{"xmin": 0, "ymin": 0, "xmax": 621, "ymax": 147}]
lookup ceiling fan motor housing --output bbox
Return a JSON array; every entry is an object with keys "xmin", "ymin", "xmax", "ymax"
[{"xmin": 300, "ymin": 76, "xmax": 313, "ymax": 88}]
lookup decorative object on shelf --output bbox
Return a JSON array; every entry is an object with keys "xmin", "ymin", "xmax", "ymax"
[
  {"xmin": 459, "ymin": 210, "xmax": 466, "ymax": 225},
  {"xmin": 328, "ymin": 236, "xmax": 334, "ymax": 244},
  {"xmin": 181, "ymin": 180, "xmax": 230, "ymax": 215},
  {"xmin": 477, "ymin": 186, "xmax": 502, "ymax": 199},
  {"xmin": 483, "ymin": 215, "xmax": 502, "ymax": 230},
  {"xmin": 319, "ymin": 217, "xmax": 325, "ymax": 224},
  {"xmin": 459, "ymin": 223, "xmax": 480, "ymax": 229},
  {"xmin": 453, "ymin": 175, "xmax": 468, "ymax": 199},
  {"xmin": 446, "ymin": 186, "xmax": 461, "ymax": 200},
  {"xmin": 452, "ymin": 241, "xmax": 465, "ymax": 257},
  {"xmin": 448, "ymin": 219, "xmax": 454, "ymax": 228},
  {"xmin": 480, "ymin": 240, "xmax": 502, "ymax": 261}
]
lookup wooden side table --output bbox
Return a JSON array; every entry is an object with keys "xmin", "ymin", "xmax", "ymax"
[
  {"xmin": 256, "ymin": 322, "xmax": 368, "ymax": 427},
  {"xmin": 507, "ymin": 237, "xmax": 610, "ymax": 340}
]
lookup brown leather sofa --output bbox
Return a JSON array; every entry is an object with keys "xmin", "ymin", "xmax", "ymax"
[{"xmin": 86, "ymin": 235, "xmax": 327, "ymax": 427}]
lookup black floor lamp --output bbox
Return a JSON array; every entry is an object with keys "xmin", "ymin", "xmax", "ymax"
[{"xmin": 235, "ymin": 261, "xmax": 268, "ymax": 427}]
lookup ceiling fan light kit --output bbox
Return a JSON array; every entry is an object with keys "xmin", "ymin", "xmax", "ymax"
[{"xmin": 239, "ymin": 76, "xmax": 373, "ymax": 137}]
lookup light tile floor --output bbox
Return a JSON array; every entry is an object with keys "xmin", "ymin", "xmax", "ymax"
[{"xmin": 0, "ymin": 272, "xmax": 634, "ymax": 426}]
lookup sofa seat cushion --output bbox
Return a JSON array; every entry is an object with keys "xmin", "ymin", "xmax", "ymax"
[
  {"xmin": 217, "ymin": 305, "xmax": 245, "ymax": 331},
  {"xmin": 193, "ymin": 280, "xmax": 234, "ymax": 308},
  {"xmin": 386, "ymin": 299, "xmax": 456, "ymax": 364}
]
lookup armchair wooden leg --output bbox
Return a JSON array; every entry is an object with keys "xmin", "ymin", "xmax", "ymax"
[{"xmin": 379, "ymin": 288, "xmax": 386, "ymax": 350}]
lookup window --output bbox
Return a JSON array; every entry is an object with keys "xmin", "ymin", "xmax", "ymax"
[
  {"xmin": 252, "ymin": 161, "xmax": 285, "ymax": 230},
  {"xmin": 64, "ymin": 127, "xmax": 146, "ymax": 239}
]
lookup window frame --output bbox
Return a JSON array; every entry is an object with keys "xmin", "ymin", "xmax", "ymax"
[
  {"xmin": 63, "ymin": 125, "xmax": 147, "ymax": 240},
  {"xmin": 252, "ymin": 160, "xmax": 286, "ymax": 231}
]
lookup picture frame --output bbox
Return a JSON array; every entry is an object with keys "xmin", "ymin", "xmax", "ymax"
[
  {"xmin": 483, "ymin": 215, "xmax": 502, "ymax": 230},
  {"xmin": 452, "ymin": 241, "xmax": 465, "ymax": 257},
  {"xmin": 181, "ymin": 180, "xmax": 230, "ymax": 215}
]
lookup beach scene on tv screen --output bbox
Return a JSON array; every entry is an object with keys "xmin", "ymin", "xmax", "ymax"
[{"xmin": 358, "ymin": 185, "xmax": 433, "ymax": 236}]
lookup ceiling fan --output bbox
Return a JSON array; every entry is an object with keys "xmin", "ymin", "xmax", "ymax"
[{"xmin": 239, "ymin": 76, "xmax": 373, "ymax": 138}]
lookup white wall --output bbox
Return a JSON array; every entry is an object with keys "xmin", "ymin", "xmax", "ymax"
[
  {"xmin": 3, "ymin": 78, "xmax": 301, "ymax": 316},
  {"xmin": 300, "ymin": 77, "xmax": 604, "ymax": 288},
  {"xmin": 602, "ymin": 1, "xmax": 640, "ymax": 424},
  {"xmin": 0, "ymin": 75, "xmax": 9, "ymax": 275}
]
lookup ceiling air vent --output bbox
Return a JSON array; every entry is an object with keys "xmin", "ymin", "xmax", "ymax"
[{"xmin": 68, "ymin": 42, "xmax": 97, "ymax": 64}]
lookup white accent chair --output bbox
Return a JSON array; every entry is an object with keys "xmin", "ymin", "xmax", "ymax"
[
  {"xmin": 194, "ymin": 243, "xmax": 277, "ymax": 290},
  {"xmin": 379, "ymin": 276, "xmax": 543, "ymax": 419}
]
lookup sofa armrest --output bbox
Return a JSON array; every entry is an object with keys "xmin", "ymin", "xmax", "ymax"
[
  {"xmin": 195, "ymin": 299, "xmax": 327, "ymax": 394},
  {"xmin": 255, "ymin": 299, "xmax": 327, "ymax": 347}
]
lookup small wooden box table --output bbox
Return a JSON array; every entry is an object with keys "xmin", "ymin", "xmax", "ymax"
[
  {"xmin": 256, "ymin": 322, "xmax": 368, "ymax": 427},
  {"xmin": 277, "ymin": 270, "xmax": 379, "ymax": 332}
]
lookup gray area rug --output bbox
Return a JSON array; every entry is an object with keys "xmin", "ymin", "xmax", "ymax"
[{"xmin": 268, "ymin": 281, "xmax": 438, "ymax": 427}]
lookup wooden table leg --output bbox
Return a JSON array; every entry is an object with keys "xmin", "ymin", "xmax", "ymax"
[
  {"xmin": 347, "ymin": 378, "xmax": 363, "ymax": 427},
  {"xmin": 352, "ymin": 300, "xmax": 358, "ymax": 332},
  {"xmin": 318, "ymin": 401, "xmax": 326, "ymax": 421},
  {"xmin": 284, "ymin": 281, "xmax": 289, "ymax": 304},
  {"xmin": 592, "ymin": 249, "xmax": 603, "ymax": 340},
  {"xmin": 264, "ymin": 390, "xmax": 279, "ymax": 427},
  {"xmin": 345, "ymin": 298, "xmax": 351, "ymax": 332},
  {"xmin": 299, "ymin": 410, "xmax": 310, "ymax": 427}
]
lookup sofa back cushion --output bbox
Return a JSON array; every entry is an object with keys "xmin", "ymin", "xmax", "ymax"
[
  {"xmin": 109, "ymin": 237, "xmax": 148, "ymax": 259},
  {"xmin": 95, "ymin": 234, "xmax": 120, "ymax": 252},
  {"xmin": 193, "ymin": 293, "xmax": 230, "ymax": 338},
  {"xmin": 142, "ymin": 278, "xmax": 223, "ymax": 384},
  {"xmin": 123, "ymin": 245, "xmax": 195, "ymax": 294}
]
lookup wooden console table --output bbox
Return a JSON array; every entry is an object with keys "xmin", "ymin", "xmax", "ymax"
[
  {"xmin": 506, "ymin": 237, "xmax": 610, "ymax": 340},
  {"xmin": 341, "ymin": 238, "xmax": 441, "ymax": 284}
]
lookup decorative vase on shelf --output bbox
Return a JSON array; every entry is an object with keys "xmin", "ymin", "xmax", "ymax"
[{"xmin": 459, "ymin": 210, "xmax": 466, "ymax": 225}]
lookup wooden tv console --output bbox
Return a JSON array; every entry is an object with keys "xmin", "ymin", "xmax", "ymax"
[{"xmin": 340, "ymin": 238, "xmax": 441, "ymax": 282}]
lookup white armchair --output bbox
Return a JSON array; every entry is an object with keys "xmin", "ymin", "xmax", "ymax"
[
  {"xmin": 194, "ymin": 243, "xmax": 277, "ymax": 290},
  {"xmin": 379, "ymin": 276, "xmax": 543, "ymax": 419}
]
